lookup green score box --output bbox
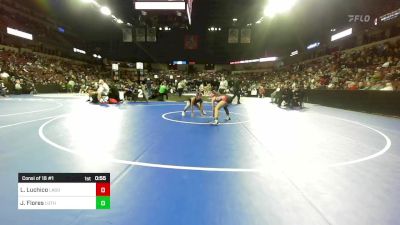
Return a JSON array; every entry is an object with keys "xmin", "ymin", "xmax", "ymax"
[{"xmin": 96, "ymin": 196, "xmax": 110, "ymax": 209}]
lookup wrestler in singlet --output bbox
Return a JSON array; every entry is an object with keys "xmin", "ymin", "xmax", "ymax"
[
  {"xmin": 210, "ymin": 91, "xmax": 231, "ymax": 125},
  {"xmin": 182, "ymin": 92, "xmax": 206, "ymax": 117}
]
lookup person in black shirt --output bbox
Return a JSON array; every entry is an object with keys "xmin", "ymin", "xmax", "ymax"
[
  {"xmin": 231, "ymin": 78, "xmax": 242, "ymax": 104},
  {"xmin": 292, "ymin": 86, "xmax": 304, "ymax": 108},
  {"xmin": 277, "ymin": 85, "xmax": 292, "ymax": 108}
]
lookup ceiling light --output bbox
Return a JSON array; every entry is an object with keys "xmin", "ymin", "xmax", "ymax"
[
  {"xmin": 290, "ymin": 50, "xmax": 298, "ymax": 56},
  {"xmin": 263, "ymin": 0, "xmax": 298, "ymax": 18},
  {"xmin": 100, "ymin": 6, "xmax": 111, "ymax": 16},
  {"xmin": 116, "ymin": 19, "xmax": 123, "ymax": 24},
  {"xmin": 331, "ymin": 28, "xmax": 352, "ymax": 42},
  {"xmin": 233, "ymin": 18, "xmax": 238, "ymax": 22},
  {"xmin": 307, "ymin": 42, "xmax": 320, "ymax": 50},
  {"xmin": 73, "ymin": 48, "xmax": 86, "ymax": 54},
  {"xmin": 259, "ymin": 57, "xmax": 278, "ymax": 62}
]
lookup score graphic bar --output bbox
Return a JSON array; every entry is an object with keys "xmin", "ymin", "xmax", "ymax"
[{"xmin": 18, "ymin": 173, "xmax": 110, "ymax": 210}]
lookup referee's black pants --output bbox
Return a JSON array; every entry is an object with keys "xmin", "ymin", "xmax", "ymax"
[{"xmin": 232, "ymin": 91, "xmax": 241, "ymax": 104}]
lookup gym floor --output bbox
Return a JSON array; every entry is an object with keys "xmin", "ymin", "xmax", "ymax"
[{"xmin": 0, "ymin": 94, "xmax": 399, "ymax": 225}]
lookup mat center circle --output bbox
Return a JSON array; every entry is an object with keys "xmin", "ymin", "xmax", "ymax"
[{"xmin": 161, "ymin": 111, "xmax": 250, "ymax": 125}]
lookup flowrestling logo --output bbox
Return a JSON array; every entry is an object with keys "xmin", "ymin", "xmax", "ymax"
[{"xmin": 348, "ymin": 15, "xmax": 371, "ymax": 23}]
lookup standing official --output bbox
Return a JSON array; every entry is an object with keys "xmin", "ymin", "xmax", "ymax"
[{"xmin": 231, "ymin": 78, "xmax": 241, "ymax": 104}]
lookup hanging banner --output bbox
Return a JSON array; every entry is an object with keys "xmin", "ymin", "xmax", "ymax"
[
  {"xmin": 228, "ymin": 28, "xmax": 239, "ymax": 43},
  {"xmin": 187, "ymin": 0, "xmax": 194, "ymax": 24},
  {"xmin": 146, "ymin": 27, "xmax": 157, "ymax": 42},
  {"xmin": 135, "ymin": 28, "xmax": 146, "ymax": 42},
  {"xmin": 184, "ymin": 35, "xmax": 199, "ymax": 50},
  {"xmin": 122, "ymin": 28, "xmax": 132, "ymax": 42},
  {"xmin": 240, "ymin": 28, "xmax": 251, "ymax": 44}
]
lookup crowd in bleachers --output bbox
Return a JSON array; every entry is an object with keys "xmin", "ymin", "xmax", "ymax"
[
  {"xmin": 135, "ymin": 40, "xmax": 400, "ymax": 94},
  {"xmin": 0, "ymin": 36, "xmax": 399, "ymax": 101},
  {"xmin": 0, "ymin": 0, "xmax": 398, "ymax": 97},
  {"xmin": 0, "ymin": 49, "xmax": 108, "ymax": 94},
  {"xmin": 261, "ymin": 40, "xmax": 400, "ymax": 91},
  {"xmin": 143, "ymin": 41, "xmax": 400, "ymax": 94}
]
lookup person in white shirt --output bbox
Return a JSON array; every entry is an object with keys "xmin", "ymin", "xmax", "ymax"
[
  {"xmin": 88, "ymin": 79, "xmax": 109, "ymax": 103},
  {"xmin": 218, "ymin": 77, "xmax": 228, "ymax": 94},
  {"xmin": 177, "ymin": 80, "xmax": 185, "ymax": 97},
  {"xmin": 380, "ymin": 82, "xmax": 394, "ymax": 91},
  {"xmin": 67, "ymin": 80, "xmax": 75, "ymax": 93},
  {"xmin": 199, "ymin": 83, "xmax": 204, "ymax": 94},
  {"xmin": 97, "ymin": 79, "xmax": 110, "ymax": 102},
  {"xmin": 15, "ymin": 79, "xmax": 22, "ymax": 94}
]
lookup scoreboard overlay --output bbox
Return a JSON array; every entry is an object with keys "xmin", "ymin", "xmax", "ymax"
[{"xmin": 18, "ymin": 173, "xmax": 110, "ymax": 210}]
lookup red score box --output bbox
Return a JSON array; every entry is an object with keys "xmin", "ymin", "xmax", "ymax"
[{"xmin": 96, "ymin": 182, "xmax": 110, "ymax": 196}]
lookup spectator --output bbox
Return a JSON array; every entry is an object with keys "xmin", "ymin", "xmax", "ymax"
[
  {"xmin": 199, "ymin": 82, "xmax": 205, "ymax": 94},
  {"xmin": 159, "ymin": 81, "xmax": 168, "ymax": 101},
  {"xmin": 0, "ymin": 81, "xmax": 8, "ymax": 96},
  {"xmin": 67, "ymin": 79, "xmax": 75, "ymax": 93},
  {"xmin": 177, "ymin": 80, "xmax": 185, "ymax": 97},
  {"xmin": 380, "ymin": 82, "xmax": 394, "ymax": 91},
  {"xmin": 258, "ymin": 84, "xmax": 266, "ymax": 98},
  {"xmin": 15, "ymin": 79, "xmax": 22, "ymax": 94},
  {"xmin": 219, "ymin": 77, "xmax": 228, "ymax": 94}
]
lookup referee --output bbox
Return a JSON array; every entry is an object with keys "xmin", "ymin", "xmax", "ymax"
[{"xmin": 231, "ymin": 78, "xmax": 241, "ymax": 104}]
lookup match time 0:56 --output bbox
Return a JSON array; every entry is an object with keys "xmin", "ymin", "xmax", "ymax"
[{"xmin": 95, "ymin": 176, "xmax": 107, "ymax": 181}]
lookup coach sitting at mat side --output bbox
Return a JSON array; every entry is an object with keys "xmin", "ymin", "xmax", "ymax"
[{"xmin": 88, "ymin": 79, "xmax": 110, "ymax": 103}]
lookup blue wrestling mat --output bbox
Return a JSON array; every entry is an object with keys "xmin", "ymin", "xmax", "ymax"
[{"xmin": 0, "ymin": 95, "xmax": 400, "ymax": 225}]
